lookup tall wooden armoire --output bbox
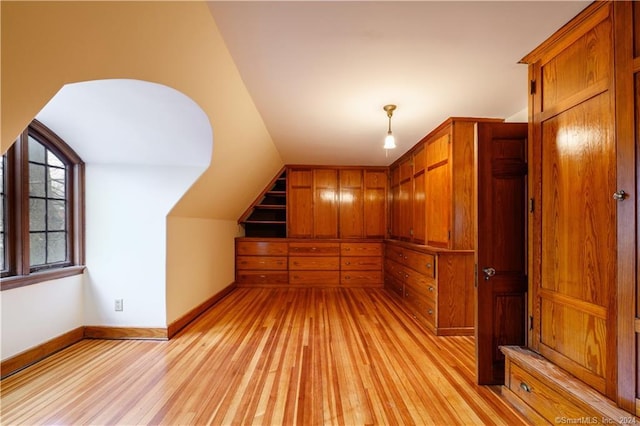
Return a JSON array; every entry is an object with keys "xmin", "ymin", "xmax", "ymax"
[{"xmin": 502, "ymin": 1, "xmax": 639, "ymax": 420}]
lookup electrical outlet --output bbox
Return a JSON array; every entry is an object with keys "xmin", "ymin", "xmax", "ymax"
[{"xmin": 115, "ymin": 299, "xmax": 124, "ymax": 312}]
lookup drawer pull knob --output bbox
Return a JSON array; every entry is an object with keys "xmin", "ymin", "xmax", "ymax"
[
  {"xmin": 260, "ymin": 275, "xmax": 266, "ymax": 278},
  {"xmin": 426, "ymin": 263, "xmax": 432, "ymax": 268},
  {"xmin": 346, "ymin": 276, "xmax": 350, "ymax": 279},
  {"xmin": 428, "ymin": 286, "xmax": 434, "ymax": 292},
  {"xmin": 345, "ymin": 261, "xmax": 351, "ymax": 265},
  {"xmin": 345, "ymin": 248, "xmax": 350, "ymax": 251},
  {"xmin": 519, "ymin": 382, "xmax": 531, "ymax": 393},
  {"xmin": 428, "ymin": 309, "xmax": 433, "ymax": 315},
  {"xmin": 405, "ymin": 274, "xmax": 409, "ymax": 279}
]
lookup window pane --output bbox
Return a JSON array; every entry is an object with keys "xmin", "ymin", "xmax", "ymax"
[
  {"xmin": 47, "ymin": 232, "xmax": 66, "ymax": 263},
  {"xmin": 30, "ymin": 233, "xmax": 46, "ymax": 266},
  {"xmin": 48, "ymin": 167, "xmax": 66, "ymax": 198},
  {"xmin": 29, "ymin": 163, "xmax": 46, "ymax": 197},
  {"xmin": 28, "ymin": 136, "xmax": 45, "ymax": 163},
  {"xmin": 29, "ymin": 198, "xmax": 46, "ymax": 231},
  {"xmin": 48, "ymin": 200, "xmax": 66, "ymax": 231},
  {"xmin": 47, "ymin": 150, "xmax": 64, "ymax": 168}
]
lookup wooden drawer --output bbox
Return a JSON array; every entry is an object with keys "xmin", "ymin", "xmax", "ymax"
[
  {"xmin": 507, "ymin": 363, "xmax": 591, "ymax": 422},
  {"xmin": 289, "ymin": 256, "xmax": 340, "ymax": 270},
  {"xmin": 236, "ymin": 271, "xmax": 288, "ymax": 285},
  {"xmin": 289, "ymin": 271, "xmax": 339, "ymax": 285},
  {"xmin": 385, "ymin": 276, "xmax": 404, "ymax": 298},
  {"xmin": 341, "ymin": 256, "xmax": 382, "ymax": 270},
  {"xmin": 237, "ymin": 256, "xmax": 287, "ymax": 270},
  {"xmin": 385, "ymin": 245, "xmax": 404, "ymax": 262},
  {"xmin": 404, "ymin": 250, "xmax": 435, "ymax": 278},
  {"xmin": 404, "ymin": 267, "xmax": 431, "ymax": 292},
  {"xmin": 341, "ymin": 270, "xmax": 382, "ymax": 285},
  {"xmin": 405, "ymin": 290, "xmax": 436, "ymax": 328},
  {"xmin": 341, "ymin": 242, "xmax": 382, "ymax": 256},
  {"xmin": 289, "ymin": 242, "xmax": 340, "ymax": 256},
  {"xmin": 236, "ymin": 241, "xmax": 288, "ymax": 256}
]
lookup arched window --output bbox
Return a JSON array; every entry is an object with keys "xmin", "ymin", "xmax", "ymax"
[{"xmin": 1, "ymin": 119, "xmax": 85, "ymax": 290}]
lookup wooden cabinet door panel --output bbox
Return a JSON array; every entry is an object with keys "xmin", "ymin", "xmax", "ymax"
[
  {"xmin": 399, "ymin": 179, "xmax": 413, "ymax": 240},
  {"xmin": 364, "ymin": 170, "xmax": 387, "ymax": 238},
  {"xmin": 339, "ymin": 169, "xmax": 364, "ymax": 238},
  {"xmin": 391, "ymin": 184, "xmax": 400, "ymax": 238},
  {"xmin": 426, "ymin": 161, "xmax": 450, "ymax": 247},
  {"xmin": 412, "ymin": 171, "xmax": 426, "ymax": 244},
  {"xmin": 314, "ymin": 169, "xmax": 338, "ymax": 238},
  {"xmin": 538, "ymin": 92, "xmax": 615, "ymax": 395},
  {"xmin": 288, "ymin": 169, "xmax": 313, "ymax": 238}
]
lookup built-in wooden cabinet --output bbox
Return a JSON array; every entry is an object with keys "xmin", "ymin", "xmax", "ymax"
[
  {"xmin": 236, "ymin": 238, "xmax": 383, "ymax": 287},
  {"xmin": 287, "ymin": 166, "xmax": 388, "ymax": 239},
  {"xmin": 339, "ymin": 169, "xmax": 363, "ymax": 238},
  {"xmin": 384, "ymin": 240, "xmax": 474, "ymax": 336},
  {"xmin": 289, "ymin": 241, "xmax": 340, "ymax": 285},
  {"xmin": 287, "ymin": 169, "xmax": 313, "ymax": 238},
  {"xmin": 500, "ymin": 1, "xmax": 639, "ymax": 421},
  {"xmin": 236, "ymin": 240, "xmax": 288, "ymax": 285},
  {"xmin": 363, "ymin": 170, "xmax": 387, "ymax": 239},
  {"xmin": 389, "ymin": 117, "xmax": 502, "ymax": 249}
]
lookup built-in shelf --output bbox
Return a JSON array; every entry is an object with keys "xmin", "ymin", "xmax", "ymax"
[{"xmin": 238, "ymin": 168, "xmax": 287, "ymax": 238}]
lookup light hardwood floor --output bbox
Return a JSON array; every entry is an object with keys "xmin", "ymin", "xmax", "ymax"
[{"xmin": 0, "ymin": 288, "xmax": 528, "ymax": 425}]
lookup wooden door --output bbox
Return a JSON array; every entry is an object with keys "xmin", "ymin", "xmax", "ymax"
[
  {"xmin": 287, "ymin": 169, "xmax": 313, "ymax": 238},
  {"xmin": 613, "ymin": 1, "xmax": 638, "ymax": 411},
  {"xmin": 313, "ymin": 169, "xmax": 338, "ymax": 238},
  {"xmin": 527, "ymin": 4, "xmax": 617, "ymax": 399},
  {"xmin": 339, "ymin": 169, "xmax": 364, "ymax": 238},
  {"xmin": 426, "ymin": 134, "xmax": 451, "ymax": 247},
  {"xmin": 475, "ymin": 122, "xmax": 528, "ymax": 385},
  {"xmin": 363, "ymin": 170, "xmax": 387, "ymax": 238}
]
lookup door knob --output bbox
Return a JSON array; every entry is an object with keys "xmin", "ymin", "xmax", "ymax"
[
  {"xmin": 613, "ymin": 190, "xmax": 627, "ymax": 201},
  {"xmin": 482, "ymin": 267, "xmax": 496, "ymax": 280}
]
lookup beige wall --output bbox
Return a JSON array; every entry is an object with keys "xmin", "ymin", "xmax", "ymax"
[{"xmin": 1, "ymin": 1, "xmax": 282, "ymax": 343}]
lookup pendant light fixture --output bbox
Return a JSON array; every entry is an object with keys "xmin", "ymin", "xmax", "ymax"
[{"xmin": 383, "ymin": 104, "xmax": 397, "ymax": 150}]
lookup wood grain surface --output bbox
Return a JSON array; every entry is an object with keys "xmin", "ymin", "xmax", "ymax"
[{"xmin": 0, "ymin": 288, "xmax": 527, "ymax": 425}]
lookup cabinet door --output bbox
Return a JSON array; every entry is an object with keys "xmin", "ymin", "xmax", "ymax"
[
  {"xmin": 399, "ymin": 179, "xmax": 413, "ymax": 240},
  {"xmin": 339, "ymin": 169, "xmax": 364, "ymax": 238},
  {"xmin": 426, "ymin": 134, "xmax": 451, "ymax": 248},
  {"xmin": 530, "ymin": 7, "xmax": 616, "ymax": 398},
  {"xmin": 287, "ymin": 169, "xmax": 313, "ymax": 238},
  {"xmin": 413, "ymin": 170, "xmax": 426, "ymax": 244},
  {"xmin": 390, "ymin": 183, "xmax": 400, "ymax": 238},
  {"xmin": 313, "ymin": 169, "xmax": 338, "ymax": 238},
  {"xmin": 363, "ymin": 170, "xmax": 387, "ymax": 238}
]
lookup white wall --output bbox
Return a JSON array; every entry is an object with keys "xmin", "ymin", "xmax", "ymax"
[
  {"xmin": 84, "ymin": 164, "xmax": 203, "ymax": 327},
  {"xmin": 166, "ymin": 217, "xmax": 239, "ymax": 325},
  {"xmin": 0, "ymin": 275, "xmax": 84, "ymax": 359}
]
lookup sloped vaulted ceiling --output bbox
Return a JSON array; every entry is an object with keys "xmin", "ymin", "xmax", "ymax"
[{"xmin": 209, "ymin": 1, "xmax": 590, "ymax": 166}]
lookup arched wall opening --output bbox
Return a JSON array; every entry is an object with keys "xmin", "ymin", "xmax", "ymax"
[{"xmin": 1, "ymin": 1, "xmax": 283, "ymax": 360}]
